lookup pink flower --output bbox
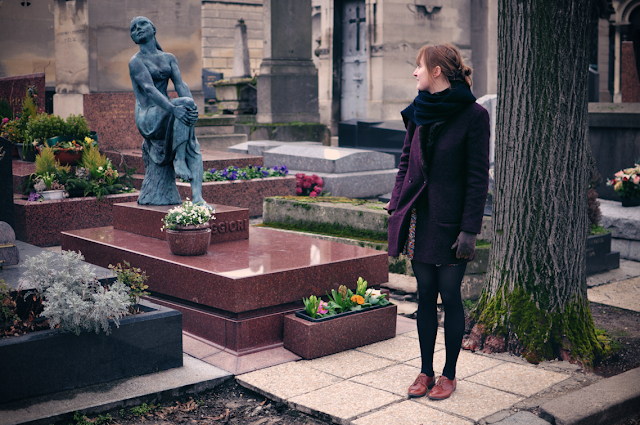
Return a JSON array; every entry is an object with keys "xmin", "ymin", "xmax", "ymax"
[
  {"xmin": 634, "ymin": 175, "xmax": 640, "ymax": 185},
  {"xmin": 296, "ymin": 187, "xmax": 303, "ymax": 195},
  {"xmin": 1, "ymin": 118, "xmax": 8, "ymax": 124},
  {"xmin": 309, "ymin": 191, "xmax": 317, "ymax": 198},
  {"xmin": 615, "ymin": 171, "xmax": 625, "ymax": 178},
  {"xmin": 315, "ymin": 176, "xmax": 323, "ymax": 186},
  {"xmin": 317, "ymin": 300, "xmax": 328, "ymax": 314},
  {"xmin": 303, "ymin": 181, "xmax": 312, "ymax": 189}
]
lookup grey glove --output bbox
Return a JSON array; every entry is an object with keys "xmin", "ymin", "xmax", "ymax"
[{"xmin": 451, "ymin": 231, "xmax": 476, "ymax": 259}]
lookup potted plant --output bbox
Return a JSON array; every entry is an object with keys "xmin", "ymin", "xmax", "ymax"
[
  {"xmin": 587, "ymin": 172, "xmax": 619, "ymax": 274},
  {"xmin": 22, "ymin": 145, "xmax": 136, "ymax": 201},
  {"xmin": 295, "ymin": 172, "xmax": 325, "ymax": 197},
  {"xmin": 284, "ymin": 277, "xmax": 397, "ymax": 359},
  {"xmin": 607, "ymin": 163, "xmax": 640, "ymax": 207},
  {"xmin": 0, "ymin": 251, "xmax": 182, "ymax": 403},
  {"xmin": 161, "ymin": 199, "xmax": 216, "ymax": 256}
]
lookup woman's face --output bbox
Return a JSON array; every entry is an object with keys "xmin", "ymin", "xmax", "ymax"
[
  {"xmin": 414, "ymin": 59, "xmax": 431, "ymax": 92},
  {"xmin": 130, "ymin": 18, "xmax": 155, "ymax": 44}
]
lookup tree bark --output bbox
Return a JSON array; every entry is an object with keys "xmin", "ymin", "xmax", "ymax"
[{"xmin": 470, "ymin": 0, "xmax": 602, "ymax": 365}]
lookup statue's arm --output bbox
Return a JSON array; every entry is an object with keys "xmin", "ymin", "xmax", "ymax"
[
  {"xmin": 168, "ymin": 54, "xmax": 194, "ymax": 99},
  {"xmin": 129, "ymin": 55, "xmax": 177, "ymax": 114}
]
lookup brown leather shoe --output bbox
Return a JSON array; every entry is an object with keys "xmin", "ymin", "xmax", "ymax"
[
  {"xmin": 408, "ymin": 373, "xmax": 435, "ymax": 398},
  {"xmin": 428, "ymin": 376, "xmax": 457, "ymax": 400}
]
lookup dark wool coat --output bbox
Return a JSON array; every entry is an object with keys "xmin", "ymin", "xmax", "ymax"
[{"xmin": 387, "ymin": 102, "xmax": 490, "ymax": 264}]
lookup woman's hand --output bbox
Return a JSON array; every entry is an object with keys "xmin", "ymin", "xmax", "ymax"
[
  {"xmin": 451, "ymin": 231, "xmax": 476, "ymax": 259},
  {"xmin": 383, "ymin": 202, "xmax": 394, "ymax": 216},
  {"xmin": 173, "ymin": 104, "xmax": 199, "ymax": 127}
]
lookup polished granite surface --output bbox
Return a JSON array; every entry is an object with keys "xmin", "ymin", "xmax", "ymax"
[{"xmin": 62, "ymin": 226, "xmax": 388, "ymax": 313}]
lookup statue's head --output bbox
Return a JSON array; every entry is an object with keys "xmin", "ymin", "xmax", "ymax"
[{"xmin": 130, "ymin": 16, "xmax": 156, "ymax": 45}]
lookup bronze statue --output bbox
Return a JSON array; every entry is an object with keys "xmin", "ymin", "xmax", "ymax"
[{"xmin": 129, "ymin": 16, "xmax": 206, "ymax": 205}]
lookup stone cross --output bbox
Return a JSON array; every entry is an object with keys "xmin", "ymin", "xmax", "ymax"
[{"xmin": 349, "ymin": 6, "xmax": 365, "ymax": 51}]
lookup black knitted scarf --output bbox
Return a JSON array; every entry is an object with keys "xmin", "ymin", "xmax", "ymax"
[{"xmin": 401, "ymin": 80, "xmax": 476, "ymax": 126}]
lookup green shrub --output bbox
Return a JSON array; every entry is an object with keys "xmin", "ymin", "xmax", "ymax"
[
  {"xmin": 0, "ymin": 98, "xmax": 12, "ymax": 120},
  {"xmin": 64, "ymin": 114, "xmax": 91, "ymax": 140},
  {"xmin": 26, "ymin": 113, "xmax": 66, "ymax": 143}
]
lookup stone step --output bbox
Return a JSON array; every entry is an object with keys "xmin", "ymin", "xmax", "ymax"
[
  {"xmin": 103, "ymin": 149, "xmax": 262, "ymax": 176},
  {"xmin": 198, "ymin": 134, "xmax": 248, "ymax": 152},
  {"xmin": 195, "ymin": 125, "xmax": 235, "ymax": 136},
  {"xmin": 540, "ymin": 367, "xmax": 640, "ymax": 425},
  {"xmin": 196, "ymin": 116, "xmax": 236, "ymax": 127}
]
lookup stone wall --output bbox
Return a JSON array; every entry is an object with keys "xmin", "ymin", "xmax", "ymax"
[
  {"xmin": 202, "ymin": 0, "xmax": 264, "ymax": 79},
  {"xmin": 0, "ymin": 1, "xmax": 56, "ymax": 86}
]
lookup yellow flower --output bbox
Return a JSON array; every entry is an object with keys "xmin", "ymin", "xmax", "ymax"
[
  {"xmin": 351, "ymin": 295, "xmax": 365, "ymax": 305},
  {"xmin": 614, "ymin": 181, "xmax": 623, "ymax": 191}
]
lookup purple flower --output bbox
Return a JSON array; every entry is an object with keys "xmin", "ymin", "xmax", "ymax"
[
  {"xmin": 221, "ymin": 169, "xmax": 229, "ymax": 178},
  {"xmin": 262, "ymin": 170, "xmax": 269, "ymax": 177},
  {"xmin": 229, "ymin": 171, "xmax": 238, "ymax": 181},
  {"xmin": 27, "ymin": 192, "xmax": 41, "ymax": 202},
  {"xmin": 210, "ymin": 168, "xmax": 217, "ymax": 173}
]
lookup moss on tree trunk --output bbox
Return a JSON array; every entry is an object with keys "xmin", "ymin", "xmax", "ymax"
[{"xmin": 468, "ymin": 0, "xmax": 603, "ymax": 366}]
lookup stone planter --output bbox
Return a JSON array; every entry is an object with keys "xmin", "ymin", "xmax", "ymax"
[
  {"xmin": 621, "ymin": 197, "xmax": 640, "ymax": 207},
  {"xmin": 283, "ymin": 303, "xmax": 397, "ymax": 359},
  {"xmin": 166, "ymin": 227, "xmax": 212, "ymax": 256},
  {"xmin": 586, "ymin": 232, "xmax": 620, "ymax": 275},
  {"xmin": 14, "ymin": 192, "xmax": 140, "ymax": 247},
  {"xmin": 0, "ymin": 299, "xmax": 182, "ymax": 404}
]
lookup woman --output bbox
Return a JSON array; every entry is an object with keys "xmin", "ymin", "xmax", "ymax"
[
  {"xmin": 387, "ymin": 44, "xmax": 490, "ymax": 400},
  {"xmin": 129, "ymin": 16, "xmax": 206, "ymax": 206}
]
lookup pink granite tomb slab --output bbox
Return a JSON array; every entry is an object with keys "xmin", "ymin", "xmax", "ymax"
[{"xmin": 61, "ymin": 224, "xmax": 388, "ymax": 360}]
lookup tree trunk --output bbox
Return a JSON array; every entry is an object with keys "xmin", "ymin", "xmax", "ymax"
[{"xmin": 470, "ymin": 0, "xmax": 602, "ymax": 365}]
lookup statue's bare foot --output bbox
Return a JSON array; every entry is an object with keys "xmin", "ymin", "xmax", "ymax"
[
  {"xmin": 174, "ymin": 158, "xmax": 192, "ymax": 181},
  {"xmin": 193, "ymin": 197, "xmax": 214, "ymax": 211}
]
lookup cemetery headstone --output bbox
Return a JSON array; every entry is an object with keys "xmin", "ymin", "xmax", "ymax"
[
  {"xmin": 0, "ymin": 221, "xmax": 19, "ymax": 267},
  {"xmin": 0, "ymin": 137, "xmax": 15, "ymax": 230},
  {"xmin": 261, "ymin": 144, "xmax": 398, "ymax": 198},
  {"xmin": 202, "ymin": 69, "xmax": 223, "ymax": 104},
  {"xmin": 0, "ymin": 73, "xmax": 46, "ymax": 118}
]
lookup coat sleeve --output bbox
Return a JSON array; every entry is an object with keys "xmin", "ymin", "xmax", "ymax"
[
  {"xmin": 460, "ymin": 107, "xmax": 490, "ymax": 234},
  {"xmin": 388, "ymin": 120, "xmax": 416, "ymax": 212}
]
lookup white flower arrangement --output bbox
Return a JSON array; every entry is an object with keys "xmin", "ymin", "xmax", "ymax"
[{"xmin": 161, "ymin": 199, "xmax": 215, "ymax": 231}]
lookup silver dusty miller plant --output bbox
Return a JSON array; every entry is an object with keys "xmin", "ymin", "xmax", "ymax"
[{"xmin": 18, "ymin": 251, "xmax": 131, "ymax": 335}]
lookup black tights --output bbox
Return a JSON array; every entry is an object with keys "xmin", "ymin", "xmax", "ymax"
[{"xmin": 412, "ymin": 261, "xmax": 466, "ymax": 381}]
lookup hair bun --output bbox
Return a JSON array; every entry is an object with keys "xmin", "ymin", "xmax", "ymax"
[{"xmin": 462, "ymin": 66, "xmax": 472, "ymax": 77}]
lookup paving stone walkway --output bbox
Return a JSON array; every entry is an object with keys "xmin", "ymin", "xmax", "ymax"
[{"xmin": 237, "ymin": 323, "xmax": 581, "ymax": 425}]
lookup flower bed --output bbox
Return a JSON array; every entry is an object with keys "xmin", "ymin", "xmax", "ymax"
[
  {"xmin": 176, "ymin": 176, "xmax": 296, "ymax": 217},
  {"xmin": 0, "ymin": 298, "xmax": 182, "ymax": 403},
  {"xmin": 14, "ymin": 192, "xmax": 140, "ymax": 247}
]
